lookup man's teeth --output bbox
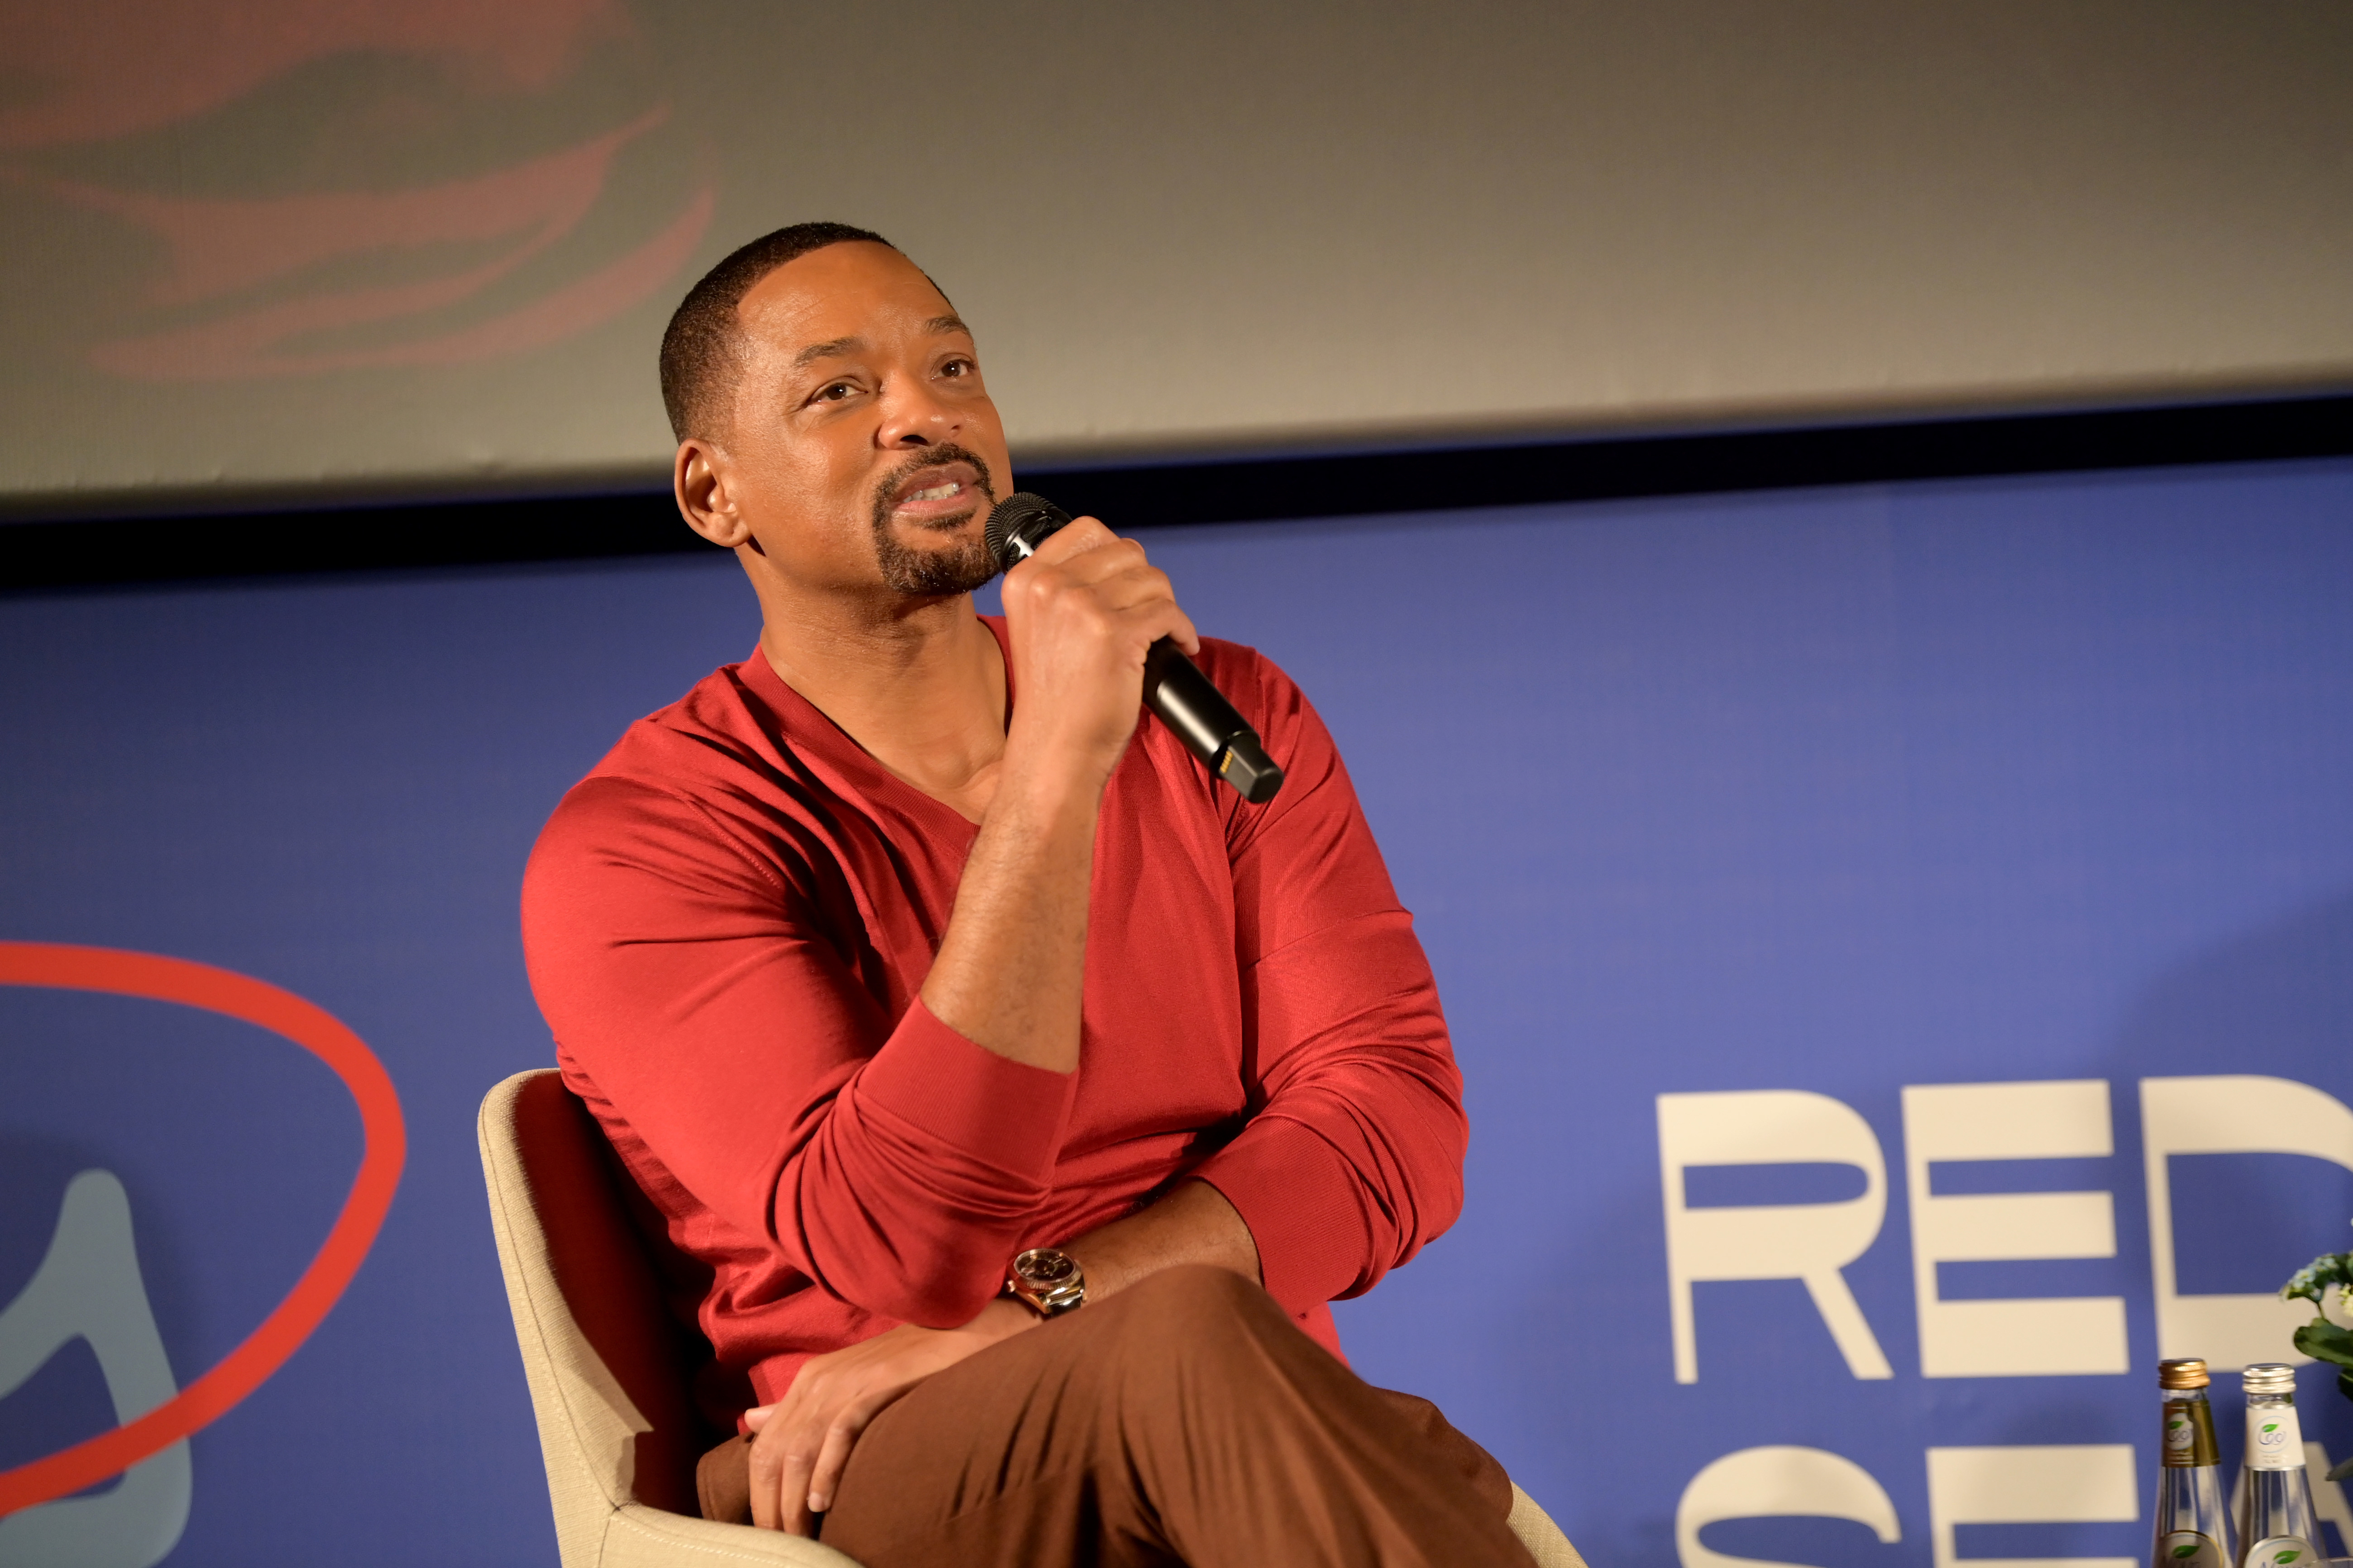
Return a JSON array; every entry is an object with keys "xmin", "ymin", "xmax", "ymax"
[{"xmin": 907, "ymin": 482, "xmax": 962, "ymax": 502}]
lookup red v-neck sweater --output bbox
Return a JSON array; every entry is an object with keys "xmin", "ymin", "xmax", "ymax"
[{"xmin": 521, "ymin": 618, "xmax": 1465, "ymax": 1407}]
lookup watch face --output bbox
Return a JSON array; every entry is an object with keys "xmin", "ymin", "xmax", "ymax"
[{"xmin": 1015, "ymin": 1249, "xmax": 1076, "ymax": 1287}]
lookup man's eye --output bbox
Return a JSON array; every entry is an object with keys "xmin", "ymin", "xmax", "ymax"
[
  {"xmin": 818, "ymin": 382, "xmax": 854, "ymax": 401},
  {"xmin": 941, "ymin": 359, "xmax": 971, "ymax": 378}
]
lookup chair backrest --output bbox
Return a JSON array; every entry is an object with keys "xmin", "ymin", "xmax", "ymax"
[{"xmin": 478, "ymin": 1070, "xmax": 711, "ymax": 1556}]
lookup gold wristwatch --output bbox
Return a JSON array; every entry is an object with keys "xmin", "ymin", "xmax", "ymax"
[{"xmin": 1006, "ymin": 1247, "xmax": 1086, "ymax": 1318}]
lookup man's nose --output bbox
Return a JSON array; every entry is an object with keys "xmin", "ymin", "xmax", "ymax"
[{"xmin": 876, "ymin": 378, "xmax": 961, "ymax": 448}]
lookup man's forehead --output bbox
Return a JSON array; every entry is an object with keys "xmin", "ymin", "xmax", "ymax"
[{"xmin": 735, "ymin": 242, "xmax": 960, "ymax": 359}]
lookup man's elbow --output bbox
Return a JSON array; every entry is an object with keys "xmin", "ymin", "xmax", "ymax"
[
  {"xmin": 781, "ymin": 1152, "xmax": 1046, "ymax": 1327},
  {"xmin": 804, "ymin": 1230, "xmax": 1009, "ymax": 1328},
  {"xmin": 1415, "ymin": 1168, "xmax": 1465, "ymax": 1253},
  {"xmin": 1389, "ymin": 1116, "xmax": 1467, "ymax": 1263}
]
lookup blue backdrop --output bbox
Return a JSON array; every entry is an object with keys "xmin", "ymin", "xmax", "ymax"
[{"xmin": 5, "ymin": 455, "xmax": 2353, "ymax": 1566}]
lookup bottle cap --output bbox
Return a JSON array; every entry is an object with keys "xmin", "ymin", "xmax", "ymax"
[
  {"xmin": 2158, "ymin": 1358, "xmax": 2210, "ymax": 1389},
  {"xmin": 2243, "ymin": 1362, "xmax": 2297, "ymax": 1396}
]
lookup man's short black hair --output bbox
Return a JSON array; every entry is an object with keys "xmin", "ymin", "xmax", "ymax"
[{"xmin": 659, "ymin": 221, "xmax": 893, "ymax": 442}]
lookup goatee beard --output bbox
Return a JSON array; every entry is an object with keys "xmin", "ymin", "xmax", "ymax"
[{"xmin": 871, "ymin": 445, "xmax": 1002, "ymax": 598}]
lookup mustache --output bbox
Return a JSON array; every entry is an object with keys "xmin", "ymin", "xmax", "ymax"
[{"xmin": 870, "ymin": 444, "xmax": 999, "ymax": 530}]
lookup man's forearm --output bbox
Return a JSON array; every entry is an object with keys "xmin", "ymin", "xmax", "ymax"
[
  {"xmin": 1061, "ymin": 1179, "xmax": 1261, "ymax": 1301},
  {"xmin": 918, "ymin": 518, "xmax": 1201, "ymax": 1076},
  {"xmin": 918, "ymin": 759, "xmax": 1100, "ymax": 1075},
  {"xmin": 921, "ymin": 769, "xmax": 1262, "ymax": 1302}
]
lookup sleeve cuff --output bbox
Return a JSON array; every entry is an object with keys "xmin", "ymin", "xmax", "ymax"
[
  {"xmin": 854, "ymin": 998, "xmax": 1078, "ymax": 1182},
  {"xmin": 1192, "ymin": 1117, "xmax": 1373, "ymax": 1316}
]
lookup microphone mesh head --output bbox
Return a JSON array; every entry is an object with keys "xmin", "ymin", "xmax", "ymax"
[{"xmin": 985, "ymin": 492, "xmax": 1073, "ymax": 569}]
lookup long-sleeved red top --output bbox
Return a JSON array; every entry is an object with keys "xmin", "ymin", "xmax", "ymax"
[{"xmin": 521, "ymin": 618, "xmax": 1465, "ymax": 1407}]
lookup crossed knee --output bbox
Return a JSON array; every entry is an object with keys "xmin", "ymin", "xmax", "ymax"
[{"xmin": 1096, "ymin": 1263, "xmax": 1292, "ymax": 1362}]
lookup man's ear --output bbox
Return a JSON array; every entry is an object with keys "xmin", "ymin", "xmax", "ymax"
[{"xmin": 675, "ymin": 438, "xmax": 754, "ymax": 549}]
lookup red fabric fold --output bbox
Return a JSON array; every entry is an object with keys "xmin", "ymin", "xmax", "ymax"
[{"xmin": 854, "ymin": 999, "xmax": 1076, "ymax": 1184}]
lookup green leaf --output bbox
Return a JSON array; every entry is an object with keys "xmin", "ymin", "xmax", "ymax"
[
  {"xmin": 2294, "ymin": 1318, "xmax": 2353, "ymax": 1371},
  {"xmin": 2264, "ymin": 1423, "xmax": 2282, "ymax": 1433},
  {"xmin": 2173, "ymin": 1545, "xmax": 2200, "ymax": 1559},
  {"xmin": 2275, "ymin": 1551, "xmax": 2300, "ymax": 1564}
]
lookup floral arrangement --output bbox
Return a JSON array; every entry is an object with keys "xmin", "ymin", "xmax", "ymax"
[{"xmin": 2282, "ymin": 1245, "xmax": 2353, "ymax": 1482}]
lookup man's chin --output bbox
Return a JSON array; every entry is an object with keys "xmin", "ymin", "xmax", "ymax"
[{"xmin": 874, "ymin": 525, "xmax": 1000, "ymax": 599}]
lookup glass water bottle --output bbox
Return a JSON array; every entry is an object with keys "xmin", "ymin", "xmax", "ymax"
[
  {"xmin": 2238, "ymin": 1362, "xmax": 2321, "ymax": 1568},
  {"xmin": 2153, "ymin": 1358, "xmax": 2234, "ymax": 1567}
]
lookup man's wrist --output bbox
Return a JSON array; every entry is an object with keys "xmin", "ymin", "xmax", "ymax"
[
  {"xmin": 988, "ymin": 742, "xmax": 1112, "ymax": 828},
  {"xmin": 969, "ymin": 1295, "xmax": 1042, "ymax": 1338}
]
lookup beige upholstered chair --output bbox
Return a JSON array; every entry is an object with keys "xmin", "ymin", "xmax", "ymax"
[{"xmin": 478, "ymin": 1069, "xmax": 1585, "ymax": 1568}]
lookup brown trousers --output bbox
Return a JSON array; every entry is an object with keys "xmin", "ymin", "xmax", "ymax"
[{"xmin": 698, "ymin": 1265, "xmax": 1534, "ymax": 1568}]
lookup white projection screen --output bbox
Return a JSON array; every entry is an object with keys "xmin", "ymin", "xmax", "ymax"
[{"xmin": 2, "ymin": 1, "xmax": 2349, "ymax": 513}]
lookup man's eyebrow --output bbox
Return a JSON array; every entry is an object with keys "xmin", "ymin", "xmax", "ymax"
[
  {"xmin": 925, "ymin": 313, "xmax": 972, "ymax": 337},
  {"xmin": 792, "ymin": 335, "xmax": 864, "ymax": 369}
]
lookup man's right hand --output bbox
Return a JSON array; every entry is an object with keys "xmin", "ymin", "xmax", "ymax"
[
  {"xmin": 996, "ymin": 515, "xmax": 1199, "ymax": 793},
  {"xmin": 744, "ymin": 1296, "xmax": 1038, "ymax": 1537}
]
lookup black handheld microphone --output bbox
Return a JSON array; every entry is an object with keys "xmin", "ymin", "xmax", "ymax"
[{"xmin": 985, "ymin": 493, "xmax": 1285, "ymax": 804}]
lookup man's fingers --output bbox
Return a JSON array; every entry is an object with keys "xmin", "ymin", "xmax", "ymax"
[
  {"xmin": 1102, "ymin": 576, "xmax": 1200, "ymax": 659},
  {"xmin": 746, "ymin": 1433, "xmax": 780, "ymax": 1530},
  {"xmin": 1026, "ymin": 514, "xmax": 1118, "ymax": 563},
  {"xmin": 1018, "ymin": 540, "xmax": 1151, "ymax": 600},
  {"xmin": 805, "ymin": 1409, "xmax": 871, "ymax": 1516},
  {"xmin": 1018, "ymin": 546, "xmax": 1195, "ymax": 656},
  {"xmin": 744, "ymin": 1326, "xmax": 1005, "ymax": 1533},
  {"xmin": 776, "ymin": 1433, "xmax": 821, "ymax": 1537},
  {"xmin": 746, "ymin": 1393, "xmax": 825, "ymax": 1536},
  {"xmin": 781, "ymin": 1481, "xmax": 815, "ymax": 1537}
]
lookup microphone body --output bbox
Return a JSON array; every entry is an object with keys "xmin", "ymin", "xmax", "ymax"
[{"xmin": 985, "ymin": 493, "xmax": 1284, "ymax": 803}]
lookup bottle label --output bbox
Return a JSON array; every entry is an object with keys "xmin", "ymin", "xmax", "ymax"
[
  {"xmin": 2162, "ymin": 1400, "xmax": 2219, "ymax": 1467},
  {"xmin": 2154, "ymin": 1531, "xmax": 2225, "ymax": 1566},
  {"xmin": 2247, "ymin": 1404, "xmax": 2306, "ymax": 1472},
  {"xmin": 2242, "ymin": 1536, "xmax": 2317, "ymax": 1567}
]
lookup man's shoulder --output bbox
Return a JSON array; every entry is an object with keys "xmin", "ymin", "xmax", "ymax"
[
  {"xmin": 1187, "ymin": 635, "xmax": 1317, "ymax": 749},
  {"xmin": 1188, "ymin": 635, "xmax": 1297, "ymax": 705},
  {"xmin": 528, "ymin": 656, "xmax": 793, "ymax": 871},
  {"xmin": 575, "ymin": 656, "xmax": 779, "ymax": 799}
]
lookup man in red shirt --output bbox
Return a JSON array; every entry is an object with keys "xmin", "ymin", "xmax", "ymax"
[{"xmin": 522, "ymin": 222, "xmax": 1533, "ymax": 1567}]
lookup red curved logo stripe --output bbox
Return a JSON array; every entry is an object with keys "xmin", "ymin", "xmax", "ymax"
[{"xmin": 0, "ymin": 942, "xmax": 406, "ymax": 1516}]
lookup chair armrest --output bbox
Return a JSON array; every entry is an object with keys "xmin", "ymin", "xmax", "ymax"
[
  {"xmin": 599, "ymin": 1503, "xmax": 868, "ymax": 1568},
  {"xmin": 1508, "ymin": 1482, "xmax": 1589, "ymax": 1568}
]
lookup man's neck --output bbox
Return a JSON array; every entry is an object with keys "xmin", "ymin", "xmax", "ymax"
[{"xmin": 756, "ymin": 585, "xmax": 1008, "ymax": 824}]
